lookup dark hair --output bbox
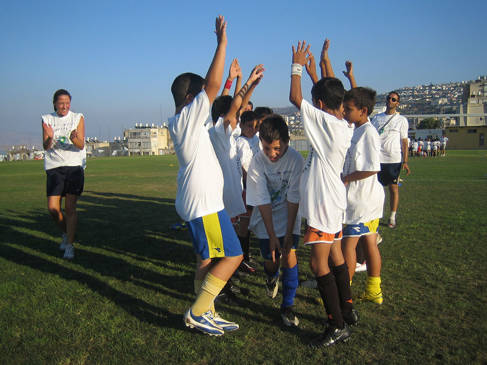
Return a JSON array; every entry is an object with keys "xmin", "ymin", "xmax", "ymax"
[
  {"xmin": 344, "ymin": 87, "xmax": 377, "ymax": 116},
  {"xmin": 53, "ymin": 89, "xmax": 71, "ymax": 112},
  {"xmin": 171, "ymin": 72, "xmax": 205, "ymax": 109},
  {"xmin": 247, "ymin": 101, "xmax": 253, "ymax": 110},
  {"xmin": 254, "ymin": 106, "xmax": 273, "ymax": 120},
  {"xmin": 211, "ymin": 95, "xmax": 233, "ymax": 123},
  {"xmin": 259, "ymin": 114, "xmax": 289, "ymax": 144},
  {"xmin": 240, "ymin": 110, "xmax": 257, "ymax": 125},
  {"xmin": 388, "ymin": 91, "xmax": 400, "ymax": 102},
  {"xmin": 311, "ymin": 77, "xmax": 345, "ymax": 110}
]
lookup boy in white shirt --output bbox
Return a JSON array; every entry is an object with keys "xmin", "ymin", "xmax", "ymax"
[
  {"xmin": 290, "ymin": 41, "xmax": 356, "ymax": 347},
  {"xmin": 246, "ymin": 115, "xmax": 304, "ymax": 327},
  {"xmin": 341, "ymin": 87, "xmax": 385, "ymax": 305},
  {"xmin": 168, "ymin": 16, "xmax": 243, "ymax": 336}
]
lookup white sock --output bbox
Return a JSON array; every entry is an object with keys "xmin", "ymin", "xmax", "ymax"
[{"xmin": 390, "ymin": 211, "xmax": 396, "ymax": 222}]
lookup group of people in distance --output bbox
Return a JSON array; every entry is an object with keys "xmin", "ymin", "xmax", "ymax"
[
  {"xmin": 409, "ymin": 136, "xmax": 448, "ymax": 157},
  {"xmin": 40, "ymin": 15, "xmax": 412, "ymax": 350}
]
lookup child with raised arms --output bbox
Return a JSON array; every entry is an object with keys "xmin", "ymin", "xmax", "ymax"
[{"xmin": 341, "ymin": 87, "xmax": 385, "ymax": 304}]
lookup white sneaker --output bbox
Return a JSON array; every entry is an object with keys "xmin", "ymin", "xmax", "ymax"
[
  {"xmin": 355, "ymin": 262, "xmax": 367, "ymax": 273},
  {"xmin": 63, "ymin": 244, "xmax": 75, "ymax": 259},
  {"xmin": 59, "ymin": 233, "xmax": 68, "ymax": 250}
]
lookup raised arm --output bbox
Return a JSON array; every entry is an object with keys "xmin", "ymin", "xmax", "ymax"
[
  {"xmin": 233, "ymin": 66, "xmax": 243, "ymax": 98},
  {"xmin": 221, "ymin": 58, "xmax": 240, "ymax": 96},
  {"xmin": 320, "ymin": 38, "xmax": 335, "ymax": 78},
  {"xmin": 224, "ymin": 64, "xmax": 264, "ymax": 130},
  {"xmin": 305, "ymin": 51, "xmax": 319, "ymax": 84},
  {"xmin": 204, "ymin": 15, "xmax": 227, "ymax": 104},
  {"xmin": 70, "ymin": 116, "xmax": 85, "ymax": 149},
  {"xmin": 289, "ymin": 41, "xmax": 310, "ymax": 109},
  {"xmin": 343, "ymin": 60, "xmax": 357, "ymax": 89}
]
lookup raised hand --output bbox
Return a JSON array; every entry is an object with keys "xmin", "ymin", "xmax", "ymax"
[
  {"xmin": 229, "ymin": 58, "xmax": 240, "ymax": 80},
  {"xmin": 320, "ymin": 38, "xmax": 330, "ymax": 62},
  {"xmin": 215, "ymin": 15, "xmax": 227, "ymax": 45},
  {"xmin": 42, "ymin": 121, "xmax": 54, "ymax": 139},
  {"xmin": 292, "ymin": 41, "xmax": 310, "ymax": 66},
  {"xmin": 343, "ymin": 60, "xmax": 353, "ymax": 79},
  {"xmin": 249, "ymin": 64, "xmax": 265, "ymax": 84},
  {"xmin": 305, "ymin": 51, "xmax": 318, "ymax": 84}
]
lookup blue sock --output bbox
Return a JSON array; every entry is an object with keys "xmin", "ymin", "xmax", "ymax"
[{"xmin": 281, "ymin": 264, "xmax": 298, "ymax": 309}]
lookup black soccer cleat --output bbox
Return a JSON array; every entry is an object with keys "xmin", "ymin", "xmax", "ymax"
[
  {"xmin": 343, "ymin": 308, "xmax": 359, "ymax": 327},
  {"xmin": 310, "ymin": 323, "xmax": 351, "ymax": 348}
]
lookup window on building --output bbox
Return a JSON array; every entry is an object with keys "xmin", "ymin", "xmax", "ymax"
[
  {"xmin": 468, "ymin": 129, "xmax": 477, "ymax": 134},
  {"xmin": 480, "ymin": 133, "xmax": 484, "ymax": 146}
]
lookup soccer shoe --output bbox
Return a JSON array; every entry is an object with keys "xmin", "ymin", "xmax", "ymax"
[
  {"xmin": 358, "ymin": 290, "xmax": 383, "ymax": 305},
  {"xmin": 376, "ymin": 233, "xmax": 383, "ymax": 245},
  {"xmin": 388, "ymin": 219, "xmax": 396, "ymax": 229},
  {"xmin": 280, "ymin": 307, "xmax": 299, "ymax": 327},
  {"xmin": 59, "ymin": 233, "xmax": 68, "ymax": 251},
  {"xmin": 355, "ymin": 262, "xmax": 367, "ymax": 273},
  {"xmin": 343, "ymin": 308, "xmax": 359, "ymax": 327},
  {"xmin": 183, "ymin": 309, "xmax": 224, "ymax": 336},
  {"xmin": 212, "ymin": 312, "xmax": 239, "ymax": 332},
  {"xmin": 266, "ymin": 275, "xmax": 279, "ymax": 299},
  {"xmin": 63, "ymin": 244, "xmax": 75, "ymax": 259},
  {"xmin": 238, "ymin": 260, "xmax": 256, "ymax": 274},
  {"xmin": 310, "ymin": 323, "xmax": 351, "ymax": 348}
]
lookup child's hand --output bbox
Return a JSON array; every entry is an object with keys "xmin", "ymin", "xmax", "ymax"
[
  {"xmin": 342, "ymin": 60, "xmax": 353, "ymax": 79},
  {"xmin": 249, "ymin": 64, "xmax": 264, "ymax": 84},
  {"xmin": 229, "ymin": 58, "xmax": 240, "ymax": 80},
  {"xmin": 70, "ymin": 129, "xmax": 78, "ymax": 142},
  {"xmin": 215, "ymin": 15, "xmax": 227, "ymax": 45},
  {"xmin": 305, "ymin": 51, "xmax": 318, "ymax": 84},
  {"xmin": 282, "ymin": 234, "xmax": 294, "ymax": 255},
  {"xmin": 269, "ymin": 236, "xmax": 281, "ymax": 263},
  {"xmin": 292, "ymin": 41, "xmax": 310, "ymax": 66},
  {"xmin": 320, "ymin": 38, "xmax": 330, "ymax": 62}
]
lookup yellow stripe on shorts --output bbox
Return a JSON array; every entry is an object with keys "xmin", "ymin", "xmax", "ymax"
[
  {"xmin": 364, "ymin": 219, "xmax": 379, "ymax": 234},
  {"xmin": 202, "ymin": 213, "xmax": 225, "ymax": 258}
]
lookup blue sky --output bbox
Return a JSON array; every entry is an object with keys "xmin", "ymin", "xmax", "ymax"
[{"xmin": 1, "ymin": 0, "xmax": 486, "ymax": 148}]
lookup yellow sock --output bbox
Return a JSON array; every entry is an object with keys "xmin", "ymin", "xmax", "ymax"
[
  {"xmin": 191, "ymin": 273, "xmax": 226, "ymax": 316},
  {"xmin": 366, "ymin": 276, "xmax": 381, "ymax": 294},
  {"xmin": 194, "ymin": 278, "xmax": 215, "ymax": 314}
]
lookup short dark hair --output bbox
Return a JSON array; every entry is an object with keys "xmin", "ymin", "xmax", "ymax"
[
  {"xmin": 344, "ymin": 87, "xmax": 377, "ymax": 116},
  {"xmin": 254, "ymin": 106, "xmax": 273, "ymax": 120},
  {"xmin": 240, "ymin": 110, "xmax": 257, "ymax": 125},
  {"xmin": 53, "ymin": 89, "xmax": 71, "ymax": 112},
  {"xmin": 211, "ymin": 95, "xmax": 233, "ymax": 123},
  {"xmin": 259, "ymin": 114, "xmax": 289, "ymax": 144},
  {"xmin": 311, "ymin": 77, "xmax": 345, "ymax": 110},
  {"xmin": 388, "ymin": 91, "xmax": 400, "ymax": 102},
  {"xmin": 247, "ymin": 101, "xmax": 253, "ymax": 110},
  {"xmin": 171, "ymin": 72, "xmax": 205, "ymax": 109}
]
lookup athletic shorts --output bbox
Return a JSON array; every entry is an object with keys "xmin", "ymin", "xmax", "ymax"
[
  {"xmin": 187, "ymin": 210, "xmax": 243, "ymax": 260},
  {"xmin": 259, "ymin": 234, "xmax": 300, "ymax": 260},
  {"xmin": 343, "ymin": 219, "xmax": 380, "ymax": 238},
  {"xmin": 46, "ymin": 166, "xmax": 84, "ymax": 197},
  {"xmin": 378, "ymin": 162, "xmax": 402, "ymax": 186},
  {"xmin": 304, "ymin": 226, "xmax": 342, "ymax": 245}
]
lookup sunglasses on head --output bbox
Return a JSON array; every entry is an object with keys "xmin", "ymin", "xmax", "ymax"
[{"xmin": 387, "ymin": 96, "xmax": 398, "ymax": 102}]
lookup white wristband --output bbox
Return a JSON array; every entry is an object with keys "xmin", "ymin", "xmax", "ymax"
[{"xmin": 291, "ymin": 63, "xmax": 303, "ymax": 76}]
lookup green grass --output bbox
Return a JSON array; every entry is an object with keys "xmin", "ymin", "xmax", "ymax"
[{"xmin": 1, "ymin": 152, "xmax": 486, "ymax": 364}]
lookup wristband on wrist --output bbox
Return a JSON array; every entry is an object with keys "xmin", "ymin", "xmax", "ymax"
[
  {"xmin": 291, "ymin": 63, "xmax": 303, "ymax": 77},
  {"xmin": 224, "ymin": 79, "xmax": 233, "ymax": 90}
]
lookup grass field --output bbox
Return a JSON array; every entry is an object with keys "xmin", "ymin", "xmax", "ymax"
[{"xmin": 1, "ymin": 151, "xmax": 486, "ymax": 364}]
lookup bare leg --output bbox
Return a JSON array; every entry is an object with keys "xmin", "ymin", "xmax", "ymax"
[
  {"xmin": 389, "ymin": 184, "xmax": 399, "ymax": 213},
  {"xmin": 209, "ymin": 255, "xmax": 243, "ymax": 282},
  {"xmin": 363, "ymin": 233, "xmax": 381, "ymax": 277},
  {"xmin": 47, "ymin": 195, "xmax": 66, "ymax": 233},
  {"xmin": 64, "ymin": 194, "xmax": 78, "ymax": 244},
  {"xmin": 310, "ymin": 243, "xmax": 332, "ymax": 277},
  {"xmin": 342, "ymin": 236, "xmax": 360, "ymax": 281}
]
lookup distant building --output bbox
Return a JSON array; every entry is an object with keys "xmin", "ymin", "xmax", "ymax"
[
  {"xmin": 124, "ymin": 123, "xmax": 173, "ymax": 156},
  {"xmin": 461, "ymin": 77, "xmax": 487, "ymax": 126},
  {"xmin": 444, "ymin": 126, "xmax": 487, "ymax": 149},
  {"xmin": 6, "ymin": 145, "xmax": 43, "ymax": 161}
]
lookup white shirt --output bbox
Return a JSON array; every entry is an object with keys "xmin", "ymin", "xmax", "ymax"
[
  {"xmin": 371, "ymin": 112, "xmax": 409, "ymax": 163},
  {"xmin": 246, "ymin": 147, "xmax": 304, "ymax": 239},
  {"xmin": 168, "ymin": 91, "xmax": 224, "ymax": 222},
  {"xmin": 209, "ymin": 117, "xmax": 245, "ymax": 218},
  {"xmin": 442, "ymin": 136, "xmax": 448, "ymax": 146},
  {"xmin": 42, "ymin": 111, "xmax": 86, "ymax": 170},
  {"xmin": 236, "ymin": 134, "xmax": 260, "ymax": 173},
  {"xmin": 299, "ymin": 100, "xmax": 353, "ymax": 233},
  {"xmin": 343, "ymin": 122, "xmax": 384, "ymax": 224}
]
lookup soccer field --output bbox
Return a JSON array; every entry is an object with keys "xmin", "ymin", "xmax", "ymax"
[{"xmin": 1, "ymin": 151, "xmax": 486, "ymax": 364}]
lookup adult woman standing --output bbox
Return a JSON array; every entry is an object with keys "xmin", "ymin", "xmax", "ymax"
[{"xmin": 42, "ymin": 89, "xmax": 85, "ymax": 259}]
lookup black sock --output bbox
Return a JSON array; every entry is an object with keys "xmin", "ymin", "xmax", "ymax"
[
  {"xmin": 332, "ymin": 263, "xmax": 353, "ymax": 316},
  {"xmin": 316, "ymin": 272, "xmax": 344, "ymax": 329},
  {"xmin": 239, "ymin": 234, "xmax": 250, "ymax": 261}
]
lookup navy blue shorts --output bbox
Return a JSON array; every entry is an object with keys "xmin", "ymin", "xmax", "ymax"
[
  {"xmin": 46, "ymin": 166, "xmax": 84, "ymax": 197},
  {"xmin": 378, "ymin": 163, "xmax": 402, "ymax": 186},
  {"xmin": 259, "ymin": 235, "xmax": 300, "ymax": 261}
]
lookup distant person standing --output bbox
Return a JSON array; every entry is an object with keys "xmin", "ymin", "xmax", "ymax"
[
  {"xmin": 371, "ymin": 91, "xmax": 410, "ymax": 228},
  {"xmin": 42, "ymin": 89, "xmax": 86, "ymax": 259},
  {"xmin": 441, "ymin": 135, "xmax": 448, "ymax": 156}
]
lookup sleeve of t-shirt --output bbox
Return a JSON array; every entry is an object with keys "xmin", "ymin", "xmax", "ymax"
[
  {"xmin": 286, "ymin": 152, "xmax": 304, "ymax": 204},
  {"xmin": 246, "ymin": 154, "xmax": 271, "ymax": 206},
  {"xmin": 399, "ymin": 117, "xmax": 409, "ymax": 139},
  {"xmin": 355, "ymin": 128, "xmax": 381, "ymax": 172},
  {"xmin": 300, "ymin": 99, "xmax": 329, "ymax": 160},
  {"xmin": 172, "ymin": 90, "xmax": 210, "ymax": 145},
  {"xmin": 237, "ymin": 138, "xmax": 252, "ymax": 172}
]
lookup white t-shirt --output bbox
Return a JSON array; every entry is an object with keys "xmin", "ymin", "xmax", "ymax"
[
  {"xmin": 168, "ymin": 91, "xmax": 224, "ymax": 222},
  {"xmin": 343, "ymin": 122, "xmax": 384, "ymax": 224},
  {"xmin": 413, "ymin": 141, "xmax": 419, "ymax": 151},
  {"xmin": 299, "ymin": 100, "xmax": 353, "ymax": 233},
  {"xmin": 442, "ymin": 136, "xmax": 448, "ymax": 146},
  {"xmin": 426, "ymin": 141, "xmax": 431, "ymax": 150},
  {"xmin": 209, "ymin": 117, "xmax": 245, "ymax": 218},
  {"xmin": 371, "ymin": 112, "xmax": 409, "ymax": 163},
  {"xmin": 236, "ymin": 134, "xmax": 260, "ymax": 173},
  {"xmin": 246, "ymin": 146, "xmax": 304, "ymax": 239},
  {"xmin": 42, "ymin": 111, "xmax": 86, "ymax": 170}
]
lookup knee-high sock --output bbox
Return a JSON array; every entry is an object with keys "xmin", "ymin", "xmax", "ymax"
[
  {"xmin": 281, "ymin": 264, "xmax": 298, "ymax": 309},
  {"xmin": 332, "ymin": 263, "xmax": 353, "ymax": 316},
  {"xmin": 316, "ymin": 272, "xmax": 344, "ymax": 329},
  {"xmin": 194, "ymin": 278, "xmax": 215, "ymax": 314},
  {"xmin": 366, "ymin": 276, "xmax": 382, "ymax": 295},
  {"xmin": 191, "ymin": 273, "xmax": 226, "ymax": 316}
]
